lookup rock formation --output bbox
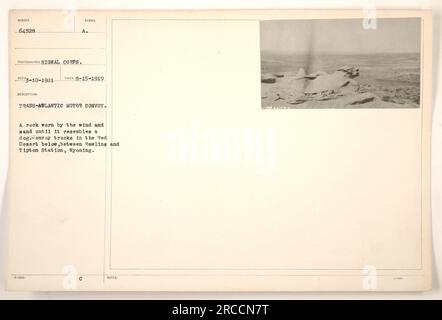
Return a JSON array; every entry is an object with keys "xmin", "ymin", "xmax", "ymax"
[{"xmin": 261, "ymin": 65, "xmax": 414, "ymax": 108}]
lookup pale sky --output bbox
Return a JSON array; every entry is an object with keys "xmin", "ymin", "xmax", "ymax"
[{"xmin": 260, "ymin": 18, "xmax": 421, "ymax": 54}]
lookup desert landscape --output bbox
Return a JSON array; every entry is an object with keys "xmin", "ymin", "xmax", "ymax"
[
  {"xmin": 260, "ymin": 18, "xmax": 421, "ymax": 109},
  {"xmin": 261, "ymin": 52, "xmax": 420, "ymax": 109}
]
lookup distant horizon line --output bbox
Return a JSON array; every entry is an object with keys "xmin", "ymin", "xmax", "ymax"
[{"xmin": 260, "ymin": 49, "xmax": 420, "ymax": 55}]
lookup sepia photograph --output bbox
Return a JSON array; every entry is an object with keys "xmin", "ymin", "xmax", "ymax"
[
  {"xmin": 260, "ymin": 18, "xmax": 421, "ymax": 108},
  {"xmin": 3, "ymin": 7, "xmax": 436, "ymax": 298}
]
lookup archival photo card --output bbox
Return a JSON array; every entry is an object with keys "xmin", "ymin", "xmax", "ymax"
[
  {"xmin": 260, "ymin": 18, "xmax": 421, "ymax": 109},
  {"xmin": 7, "ymin": 10, "xmax": 432, "ymax": 292}
]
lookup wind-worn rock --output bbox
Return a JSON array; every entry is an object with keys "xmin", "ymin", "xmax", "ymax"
[
  {"xmin": 348, "ymin": 92, "xmax": 376, "ymax": 105},
  {"xmin": 302, "ymin": 67, "xmax": 360, "ymax": 95},
  {"xmin": 261, "ymin": 74, "xmax": 276, "ymax": 83},
  {"xmin": 337, "ymin": 65, "xmax": 359, "ymax": 78},
  {"xmin": 261, "ymin": 65, "xmax": 392, "ymax": 108}
]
